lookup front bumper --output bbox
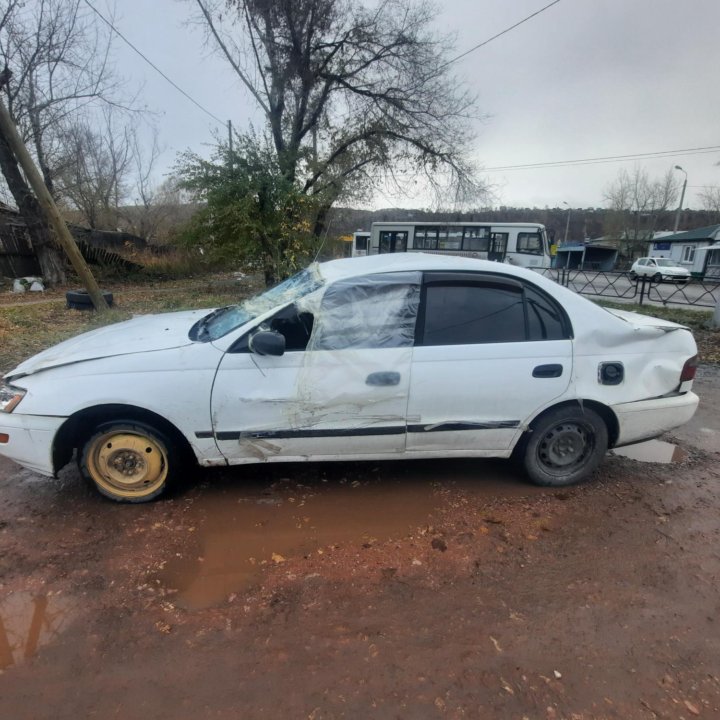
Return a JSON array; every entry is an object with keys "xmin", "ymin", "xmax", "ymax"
[
  {"xmin": 0, "ymin": 413, "xmax": 66, "ymax": 477},
  {"xmin": 612, "ymin": 391, "xmax": 699, "ymax": 446}
]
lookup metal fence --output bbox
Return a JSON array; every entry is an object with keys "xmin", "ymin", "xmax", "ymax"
[{"xmin": 534, "ymin": 268, "xmax": 720, "ymax": 309}]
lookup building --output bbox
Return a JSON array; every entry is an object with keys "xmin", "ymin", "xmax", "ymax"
[
  {"xmin": 553, "ymin": 239, "xmax": 618, "ymax": 271},
  {"xmin": 648, "ymin": 224, "xmax": 720, "ymax": 279}
]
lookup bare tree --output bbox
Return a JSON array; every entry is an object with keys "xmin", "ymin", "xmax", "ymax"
[
  {"xmin": 191, "ymin": 0, "xmax": 484, "ymax": 233},
  {"xmin": 54, "ymin": 110, "xmax": 134, "ymax": 229},
  {"xmin": 698, "ymin": 186, "xmax": 720, "ymax": 222},
  {"xmin": 0, "ymin": 0, "xmax": 124, "ymax": 282},
  {"xmin": 603, "ymin": 166, "xmax": 679, "ymax": 261}
]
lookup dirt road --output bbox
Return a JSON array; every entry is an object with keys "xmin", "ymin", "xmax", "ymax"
[{"xmin": 1, "ymin": 370, "xmax": 719, "ymax": 719}]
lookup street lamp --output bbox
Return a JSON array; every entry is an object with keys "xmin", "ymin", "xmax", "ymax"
[
  {"xmin": 562, "ymin": 201, "xmax": 571, "ymax": 243},
  {"xmin": 673, "ymin": 165, "xmax": 687, "ymax": 232}
]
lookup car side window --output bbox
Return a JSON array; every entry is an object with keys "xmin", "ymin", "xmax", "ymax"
[
  {"xmin": 419, "ymin": 274, "xmax": 571, "ymax": 346},
  {"xmin": 268, "ymin": 304, "xmax": 314, "ymax": 351},
  {"xmin": 422, "ymin": 282, "xmax": 526, "ymax": 345},
  {"xmin": 525, "ymin": 286, "xmax": 567, "ymax": 340},
  {"xmin": 311, "ymin": 272, "xmax": 421, "ymax": 351}
]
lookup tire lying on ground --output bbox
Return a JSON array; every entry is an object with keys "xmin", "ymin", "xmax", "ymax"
[{"xmin": 66, "ymin": 289, "xmax": 114, "ymax": 310}]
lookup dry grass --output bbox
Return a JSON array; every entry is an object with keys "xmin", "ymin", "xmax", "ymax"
[{"xmin": 0, "ymin": 275, "xmax": 263, "ymax": 375}]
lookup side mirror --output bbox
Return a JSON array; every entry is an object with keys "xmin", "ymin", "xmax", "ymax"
[{"xmin": 249, "ymin": 330, "xmax": 286, "ymax": 357}]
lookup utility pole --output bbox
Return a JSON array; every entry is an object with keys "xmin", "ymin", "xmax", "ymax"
[
  {"xmin": 673, "ymin": 165, "xmax": 687, "ymax": 233},
  {"xmin": 0, "ymin": 86, "xmax": 108, "ymax": 311}
]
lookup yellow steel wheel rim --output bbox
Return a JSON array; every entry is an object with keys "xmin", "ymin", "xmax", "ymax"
[{"xmin": 87, "ymin": 431, "xmax": 168, "ymax": 499}]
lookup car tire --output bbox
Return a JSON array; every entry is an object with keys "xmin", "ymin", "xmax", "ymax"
[
  {"xmin": 79, "ymin": 421, "xmax": 178, "ymax": 502},
  {"xmin": 66, "ymin": 289, "xmax": 114, "ymax": 310},
  {"xmin": 523, "ymin": 406, "xmax": 608, "ymax": 487},
  {"xmin": 629, "ymin": 271, "xmax": 637, "ymax": 281},
  {"xmin": 652, "ymin": 273, "xmax": 662, "ymax": 283}
]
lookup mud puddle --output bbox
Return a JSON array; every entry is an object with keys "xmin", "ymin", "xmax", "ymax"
[
  {"xmin": 612, "ymin": 439, "xmax": 687, "ymax": 463},
  {"xmin": 0, "ymin": 591, "xmax": 75, "ymax": 670},
  {"xmin": 155, "ymin": 477, "xmax": 438, "ymax": 609},
  {"xmin": 155, "ymin": 461, "xmax": 534, "ymax": 609}
]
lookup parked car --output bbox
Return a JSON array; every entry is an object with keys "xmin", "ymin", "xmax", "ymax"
[
  {"xmin": 0, "ymin": 254, "xmax": 699, "ymax": 502},
  {"xmin": 630, "ymin": 257, "xmax": 691, "ymax": 282}
]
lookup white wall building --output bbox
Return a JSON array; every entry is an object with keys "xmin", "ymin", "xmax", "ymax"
[{"xmin": 648, "ymin": 224, "xmax": 720, "ymax": 278}]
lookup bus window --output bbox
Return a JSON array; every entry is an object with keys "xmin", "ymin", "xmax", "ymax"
[
  {"xmin": 379, "ymin": 231, "xmax": 408, "ymax": 253},
  {"xmin": 440, "ymin": 227, "xmax": 462, "ymax": 250},
  {"xmin": 517, "ymin": 232, "xmax": 543, "ymax": 255},
  {"xmin": 355, "ymin": 235, "xmax": 368, "ymax": 252},
  {"xmin": 414, "ymin": 226, "xmax": 438, "ymax": 250},
  {"xmin": 462, "ymin": 227, "xmax": 490, "ymax": 252}
]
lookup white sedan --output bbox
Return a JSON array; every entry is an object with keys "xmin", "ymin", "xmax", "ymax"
[
  {"xmin": 630, "ymin": 257, "xmax": 691, "ymax": 282},
  {"xmin": 0, "ymin": 254, "xmax": 699, "ymax": 502}
]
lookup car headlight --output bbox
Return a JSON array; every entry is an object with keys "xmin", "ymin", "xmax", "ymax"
[{"xmin": 0, "ymin": 382, "xmax": 26, "ymax": 413}]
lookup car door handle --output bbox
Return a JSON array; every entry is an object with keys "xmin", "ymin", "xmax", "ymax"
[
  {"xmin": 533, "ymin": 364, "xmax": 563, "ymax": 378},
  {"xmin": 366, "ymin": 371, "xmax": 401, "ymax": 386}
]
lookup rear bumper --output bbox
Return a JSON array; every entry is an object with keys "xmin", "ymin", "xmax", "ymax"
[
  {"xmin": 612, "ymin": 392, "xmax": 699, "ymax": 447},
  {"xmin": 0, "ymin": 413, "xmax": 66, "ymax": 477}
]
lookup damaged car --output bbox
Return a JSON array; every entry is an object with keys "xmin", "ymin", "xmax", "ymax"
[{"xmin": 0, "ymin": 254, "xmax": 699, "ymax": 502}]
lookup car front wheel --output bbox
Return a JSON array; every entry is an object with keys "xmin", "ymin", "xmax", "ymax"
[
  {"xmin": 652, "ymin": 272, "xmax": 663, "ymax": 282},
  {"xmin": 523, "ymin": 406, "xmax": 608, "ymax": 487},
  {"xmin": 80, "ymin": 421, "xmax": 177, "ymax": 502}
]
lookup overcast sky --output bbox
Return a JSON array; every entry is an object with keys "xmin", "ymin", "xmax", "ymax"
[{"xmin": 112, "ymin": 0, "xmax": 720, "ymax": 211}]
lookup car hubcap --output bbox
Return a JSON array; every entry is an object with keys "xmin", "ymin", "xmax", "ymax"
[
  {"xmin": 87, "ymin": 431, "xmax": 168, "ymax": 498},
  {"xmin": 538, "ymin": 422, "xmax": 591, "ymax": 470}
]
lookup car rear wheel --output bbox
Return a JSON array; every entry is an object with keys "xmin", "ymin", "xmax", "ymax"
[
  {"xmin": 629, "ymin": 271, "xmax": 637, "ymax": 281},
  {"xmin": 652, "ymin": 272, "xmax": 662, "ymax": 283},
  {"xmin": 523, "ymin": 406, "xmax": 608, "ymax": 487},
  {"xmin": 80, "ymin": 421, "xmax": 176, "ymax": 502}
]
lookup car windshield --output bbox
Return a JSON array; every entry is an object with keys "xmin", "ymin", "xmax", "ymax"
[
  {"xmin": 189, "ymin": 265, "xmax": 324, "ymax": 342},
  {"xmin": 655, "ymin": 259, "xmax": 678, "ymax": 267}
]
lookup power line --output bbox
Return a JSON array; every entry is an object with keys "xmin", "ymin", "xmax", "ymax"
[
  {"xmin": 484, "ymin": 145, "xmax": 720, "ymax": 172},
  {"xmin": 440, "ymin": 0, "xmax": 562, "ymax": 70},
  {"xmin": 82, "ymin": 0, "xmax": 224, "ymax": 125}
]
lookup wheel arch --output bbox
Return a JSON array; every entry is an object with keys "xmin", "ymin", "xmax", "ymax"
[
  {"xmin": 521, "ymin": 399, "xmax": 620, "ymax": 450},
  {"xmin": 52, "ymin": 403, "xmax": 196, "ymax": 473}
]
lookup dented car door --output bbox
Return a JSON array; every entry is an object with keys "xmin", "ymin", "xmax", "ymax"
[{"xmin": 209, "ymin": 272, "xmax": 421, "ymax": 462}]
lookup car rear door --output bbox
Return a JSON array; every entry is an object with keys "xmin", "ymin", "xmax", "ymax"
[{"xmin": 406, "ymin": 272, "xmax": 573, "ymax": 454}]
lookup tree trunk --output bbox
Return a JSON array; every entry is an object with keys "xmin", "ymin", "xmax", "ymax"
[
  {"xmin": 0, "ymin": 125, "xmax": 67, "ymax": 284},
  {"xmin": 312, "ymin": 202, "xmax": 331, "ymax": 239}
]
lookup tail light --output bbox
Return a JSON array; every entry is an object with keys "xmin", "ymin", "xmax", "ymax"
[{"xmin": 680, "ymin": 355, "xmax": 698, "ymax": 382}]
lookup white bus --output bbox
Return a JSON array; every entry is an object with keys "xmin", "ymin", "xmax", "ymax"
[{"xmin": 353, "ymin": 221, "xmax": 552, "ymax": 269}]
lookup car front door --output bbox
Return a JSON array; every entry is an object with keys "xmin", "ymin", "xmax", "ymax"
[
  {"xmin": 406, "ymin": 272, "xmax": 573, "ymax": 454},
  {"xmin": 210, "ymin": 272, "xmax": 421, "ymax": 462}
]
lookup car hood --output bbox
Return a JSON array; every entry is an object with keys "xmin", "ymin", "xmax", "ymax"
[{"xmin": 5, "ymin": 308, "xmax": 212, "ymax": 380}]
